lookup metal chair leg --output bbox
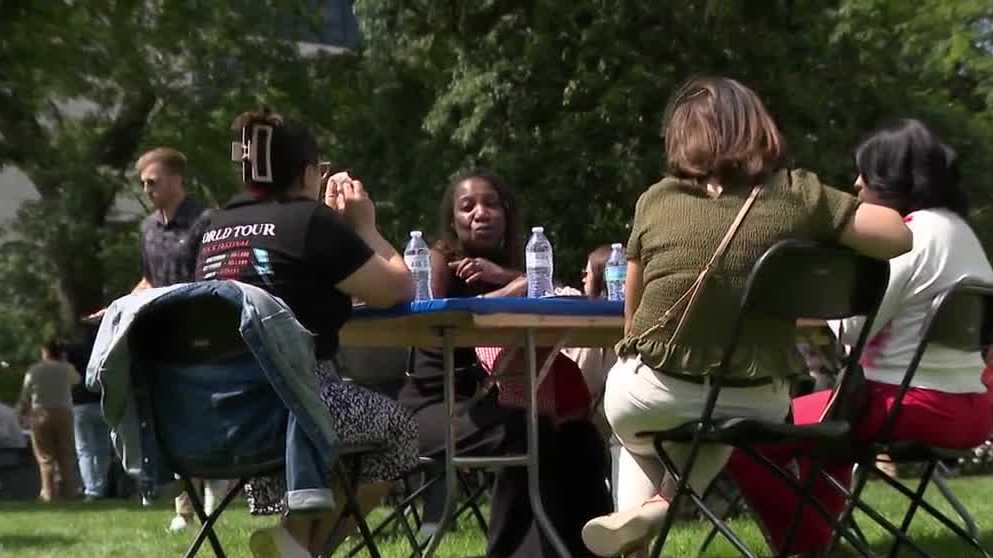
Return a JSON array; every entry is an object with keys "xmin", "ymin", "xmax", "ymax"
[
  {"xmin": 934, "ymin": 462, "xmax": 979, "ymax": 539},
  {"xmin": 649, "ymin": 436, "xmax": 760, "ymax": 558},
  {"xmin": 325, "ymin": 454, "xmax": 383, "ymax": 558},
  {"xmin": 886, "ymin": 461, "xmax": 936, "ymax": 558},
  {"xmin": 180, "ymin": 476, "xmax": 232, "ymax": 558}
]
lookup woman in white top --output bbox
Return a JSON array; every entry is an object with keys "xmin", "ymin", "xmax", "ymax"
[{"xmin": 727, "ymin": 119, "xmax": 993, "ymax": 557}]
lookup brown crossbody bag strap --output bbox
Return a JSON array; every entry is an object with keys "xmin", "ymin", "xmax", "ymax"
[{"xmin": 635, "ymin": 186, "xmax": 763, "ymax": 345}]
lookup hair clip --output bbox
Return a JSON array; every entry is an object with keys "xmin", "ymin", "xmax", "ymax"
[
  {"xmin": 230, "ymin": 141, "xmax": 249, "ymax": 163},
  {"xmin": 249, "ymin": 124, "xmax": 274, "ymax": 183},
  {"xmin": 232, "ymin": 122, "xmax": 275, "ymax": 183}
]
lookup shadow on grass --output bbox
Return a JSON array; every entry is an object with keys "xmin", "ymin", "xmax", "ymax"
[
  {"xmin": 685, "ymin": 522, "xmax": 993, "ymax": 558},
  {"xmin": 882, "ymin": 528, "xmax": 993, "ymax": 558},
  {"xmin": 0, "ymin": 533, "xmax": 77, "ymax": 551}
]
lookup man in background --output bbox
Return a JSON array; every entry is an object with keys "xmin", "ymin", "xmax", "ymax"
[
  {"xmin": 134, "ymin": 147, "xmax": 208, "ymax": 292},
  {"xmin": 130, "ymin": 147, "xmax": 228, "ymax": 531}
]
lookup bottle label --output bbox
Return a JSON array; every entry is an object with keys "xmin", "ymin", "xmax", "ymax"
[
  {"xmin": 405, "ymin": 255, "xmax": 430, "ymax": 271},
  {"xmin": 526, "ymin": 252, "xmax": 552, "ymax": 268},
  {"xmin": 605, "ymin": 267, "xmax": 626, "ymax": 282}
]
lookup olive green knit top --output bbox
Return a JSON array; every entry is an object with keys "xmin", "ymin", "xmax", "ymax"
[{"xmin": 616, "ymin": 169, "xmax": 860, "ymax": 379}]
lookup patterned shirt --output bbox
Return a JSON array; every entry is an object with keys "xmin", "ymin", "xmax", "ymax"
[{"xmin": 140, "ymin": 196, "xmax": 210, "ymax": 287}]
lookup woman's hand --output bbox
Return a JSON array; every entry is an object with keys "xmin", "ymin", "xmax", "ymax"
[
  {"xmin": 325, "ymin": 172, "xmax": 375, "ymax": 232},
  {"xmin": 449, "ymin": 257, "xmax": 517, "ymax": 286}
]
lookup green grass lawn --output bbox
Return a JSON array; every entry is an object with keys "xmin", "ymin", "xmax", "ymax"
[{"xmin": 2, "ymin": 477, "xmax": 993, "ymax": 557}]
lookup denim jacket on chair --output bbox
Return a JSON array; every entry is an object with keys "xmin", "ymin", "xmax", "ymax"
[{"xmin": 86, "ymin": 280, "xmax": 339, "ymax": 512}]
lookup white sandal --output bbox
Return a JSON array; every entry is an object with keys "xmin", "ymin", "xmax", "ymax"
[{"xmin": 581, "ymin": 496, "xmax": 669, "ymax": 557}]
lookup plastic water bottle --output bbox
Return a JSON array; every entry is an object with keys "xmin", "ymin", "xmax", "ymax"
[
  {"xmin": 404, "ymin": 231, "xmax": 433, "ymax": 301},
  {"xmin": 605, "ymin": 243, "xmax": 626, "ymax": 302},
  {"xmin": 526, "ymin": 226, "xmax": 554, "ymax": 298}
]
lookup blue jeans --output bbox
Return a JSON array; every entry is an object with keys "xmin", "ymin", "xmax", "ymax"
[{"xmin": 73, "ymin": 403, "xmax": 112, "ymax": 498}]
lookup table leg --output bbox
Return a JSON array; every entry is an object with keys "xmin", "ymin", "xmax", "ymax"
[
  {"xmin": 422, "ymin": 328, "xmax": 458, "ymax": 558},
  {"xmin": 525, "ymin": 328, "xmax": 573, "ymax": 558}
]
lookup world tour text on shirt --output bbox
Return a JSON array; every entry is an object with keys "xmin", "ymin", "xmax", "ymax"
[{"xmin": 198, "ymin": 223, "xmax": 277, "ymax": 281}]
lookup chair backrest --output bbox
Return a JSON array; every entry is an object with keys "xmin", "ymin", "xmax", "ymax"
[
  {"xmin": 129, "ymin": 292, "xmax": 286, "ymax": 478},
  {"xmin": 740, "ymin": 240, "xmax": 889, "ymax": 321},
  {"xmin": 682, "ymin": 240, "xmax": 891, "ymax": 428},
  {"xmin": 708, "ymin": 241, "xmax": 889, "ymax": 427},
  {"xmin": 874, "ymin": 278, "xmax": 993, "ymax": 440},
  {"xmin": 130, "ymin": 295, "xmax": 247, "ymax": 365},
  {"xmin": 726, "ymin": 240, "xmax": 890, "ymax": 364},
  {"xmin": 920, "ymin": 279, "xmax": 993, "ymax": 353}
]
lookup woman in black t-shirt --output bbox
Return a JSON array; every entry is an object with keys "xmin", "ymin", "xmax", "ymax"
[
  {"xmin": 194, "ymin": 110, "xmax": 417, "ymax": 558},
  {"xmin": 397, "ymin": 169, "xmax": 612, "ymax": 558}
]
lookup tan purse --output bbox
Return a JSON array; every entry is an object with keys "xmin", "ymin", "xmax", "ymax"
[{"xmin": 634, "ymin": 186, "xmax": 763, "ymax": 351}]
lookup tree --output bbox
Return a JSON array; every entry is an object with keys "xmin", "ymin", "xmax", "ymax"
[
  {"xmin": 2, "ymin": 0, "xmax": 992, "ymax": 377},
  {"xmin": 0, "ymin": 0, "xmax": 360, "ymax": 369},
  {"xmin": 352, "ymin": 0, "xmax": 993, "ymax": 275}
]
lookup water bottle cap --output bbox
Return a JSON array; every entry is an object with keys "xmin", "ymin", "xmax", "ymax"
[
  {"xmin": 410, "ymin": 231, "xmax": 423, "ymax": 238},
  {"xmin": 531, "ymin": 226, "xmax": 544, "ymax": 233},
  {"xmin": 612, "ymin": 243, "xmax": 623, "ymax": 249}
]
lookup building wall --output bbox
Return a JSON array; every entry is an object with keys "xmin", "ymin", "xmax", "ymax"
[{"xmin": 0, "ymin": 168, "xmax": 39, "ymax": 230}]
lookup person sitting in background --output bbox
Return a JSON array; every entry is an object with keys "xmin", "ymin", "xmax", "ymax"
[
  {"xmin": 193, "ymin": 109, "xmax": 418, "ymax": 558},
  {"xmin": 397, "ymin": 169, "xmax": 612, "ymax": 558},
  {"xmin": 563, "ymin": 245, "xmax": 622, "ymax": 504},
  {"xmin": 727, "ymin": 119, "xmax": 993, "ymax": 557},
  {"xmin": 581, "ymin": 76, "xmax": 912, "ymax": 557},
  {"xmin": 17, "ymin": 339, "xmax": 81, "ymax": 502}
]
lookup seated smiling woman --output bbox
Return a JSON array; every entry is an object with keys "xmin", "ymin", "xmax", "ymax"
[{"xmin": 397, "ymin": 169, "xmax": 612, "ymax": 558}]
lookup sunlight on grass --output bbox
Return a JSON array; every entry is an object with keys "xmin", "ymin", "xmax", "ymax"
[{"xmin": 1, "ymin": 477, "xmax": 993, "ymax": 557}]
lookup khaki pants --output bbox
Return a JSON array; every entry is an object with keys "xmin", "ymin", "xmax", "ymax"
[
  {"xmin": 30, "ymin": 406, "xmax": 81, "ymax": 502},
  {"xmin": 603, "ymin": 357, "xmax": 790, "ymax": 510}
]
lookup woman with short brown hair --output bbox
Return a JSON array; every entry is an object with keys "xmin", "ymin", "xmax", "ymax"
[{"xmin": 580, "ymin": 76, "xmax": 913, "ymax": 557}]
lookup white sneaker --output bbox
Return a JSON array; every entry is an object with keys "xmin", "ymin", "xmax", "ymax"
[
  {"xmin": 167, "ymin": 514, "xmax": 190, "ymax": 533},
  {"xmin": 582, "ymin": 498, "xmax": 669, "ymax": 557},
  {"xmin": 249, "ymin": 526, "xmax": 311, "ymax": 558}
]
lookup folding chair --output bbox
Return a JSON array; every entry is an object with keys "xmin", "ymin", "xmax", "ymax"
[
  {"xmin": 344, "ymin": 456, "xmax": 491, "ymax": 558},
  {"xmin": 641, "ymin": 239, "xmax": 890, "ymax": 558},
  {"xmin": 334, "ymin": 348, "xmax": 489, "ymax": 558},
  {"xmin": 830, "ymin": 278, "xmax": 993, "ymax": 558},
  {"xmin": 129, "ymin": 291, "xmax": 383, "ymax": 558}
]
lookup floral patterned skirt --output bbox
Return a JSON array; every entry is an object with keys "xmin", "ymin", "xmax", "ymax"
[{"xmin": 245, "ymin": 360, "xmax": 419, "ymax": 515}]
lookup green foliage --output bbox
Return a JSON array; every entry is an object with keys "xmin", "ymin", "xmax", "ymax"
[
  {"xmin": 352, "ymin": 0, "xmax": 993, "ymax": 275},
  {"xmin": 1, "ymin": 0, "xmax": 992, "ymax": 361},
  {"xmin": 0, "ymin": 0, "xmax": 341, "ymax": 348}
]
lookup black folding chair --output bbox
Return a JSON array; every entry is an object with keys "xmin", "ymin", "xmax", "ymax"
[
  {"xmin": 334, "ymin": 348, "xmax": 489, "ymax": 558},
  {"xmin": 345, "ymin": 456, "xmax": 491, "ymax": 558},
  {"xmin": 642, "ymin": 240, "xmax": 890, "ymax": 558},
  {"xmin": 829, "ymin": 278, "xmax": 993, "ymax": 558},
  {"xmin": 129, "ymin": 292, "xmax": 383, "ymax": 558}
]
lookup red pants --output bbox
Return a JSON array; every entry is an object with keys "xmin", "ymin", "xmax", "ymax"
[{"xmin": 726, "ymin": 380, "xmax": 993, "ymax": 555}]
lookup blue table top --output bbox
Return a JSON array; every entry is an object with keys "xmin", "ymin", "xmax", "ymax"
[{"xmin": 352, "ymin": 297, "xmax": 623, "ymax": 320}]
